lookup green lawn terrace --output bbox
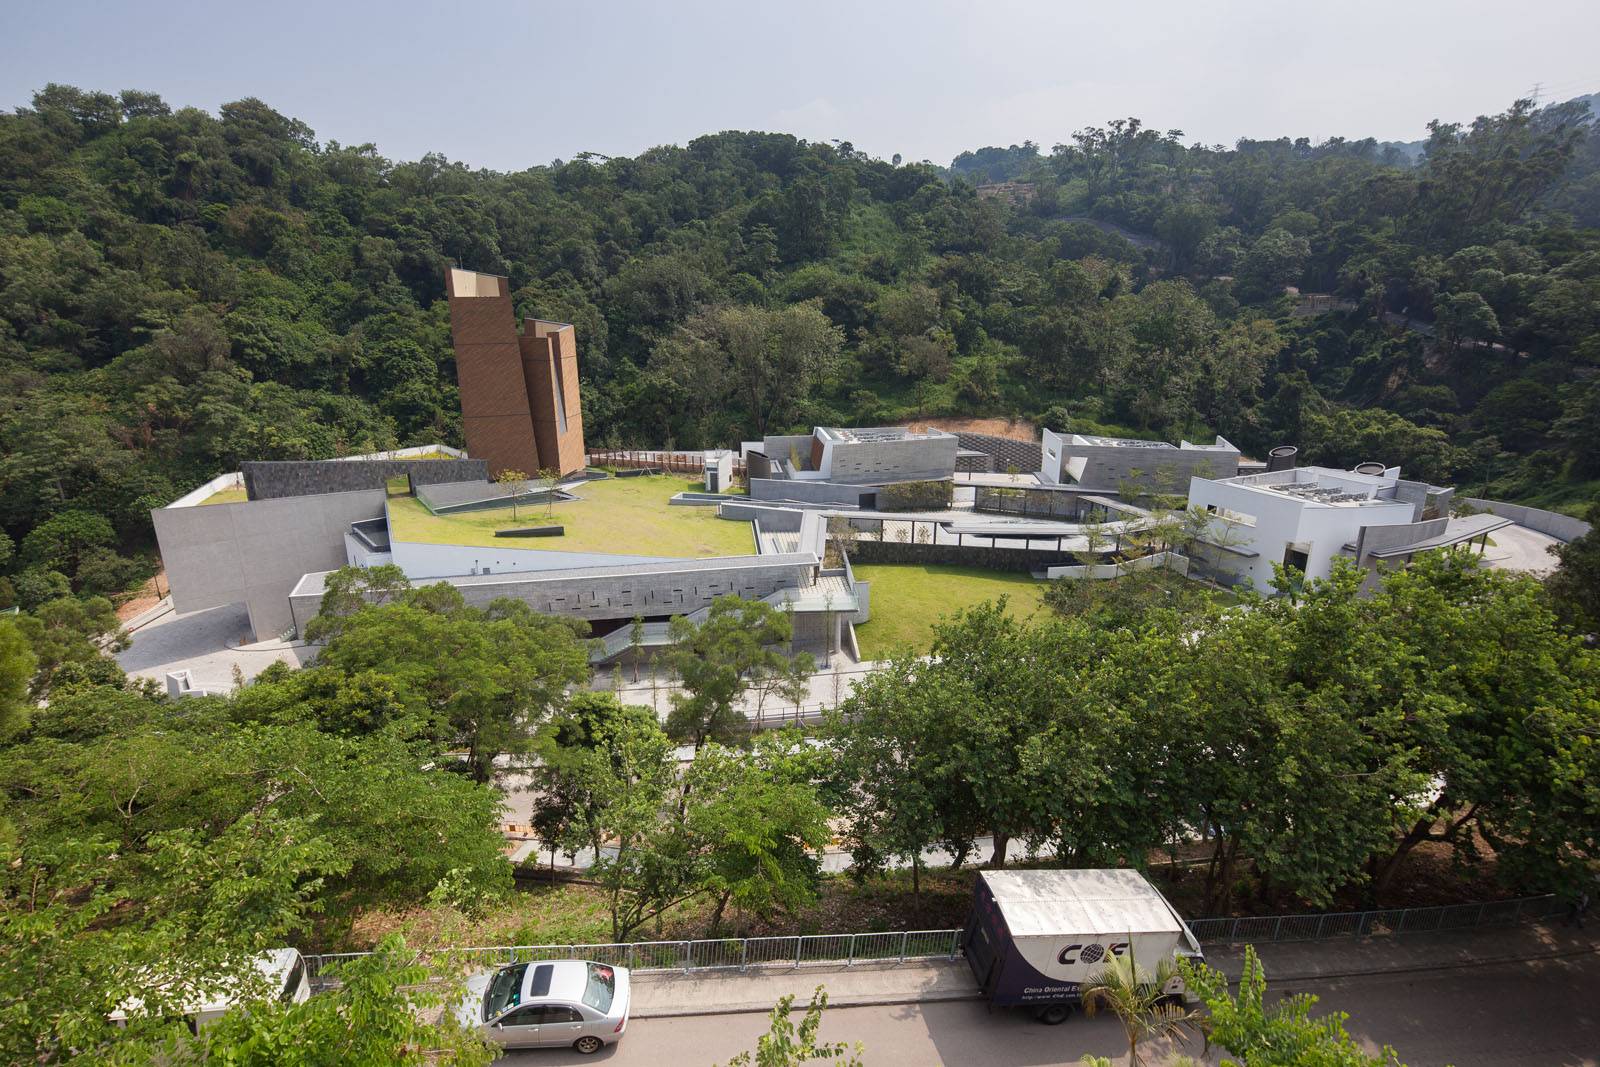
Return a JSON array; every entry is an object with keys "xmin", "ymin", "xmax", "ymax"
[
  {"xmin": 386, "ymin": 474, "xmax": 756, "ymax": 560},
  {"xmin": 850, "ymin": 563, "xmax": 1050, "ymax": 659}
]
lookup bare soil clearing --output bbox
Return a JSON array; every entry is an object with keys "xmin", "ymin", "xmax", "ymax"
[
  {"xmin": 114, "ymin": 567, "xmax": 167, "ymax": 623},
  {"xmin": 907, "ymin": 417, "xmax": 1039, "ymax": 442}
]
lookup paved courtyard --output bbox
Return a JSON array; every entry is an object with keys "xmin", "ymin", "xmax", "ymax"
[
  {"xmin": 1479, "ymin": 521, "xmax": 1561, "ymax": 576},
  {"xmin": 117, "ymin": 600, "xmax": 313, "ymax": 692}
]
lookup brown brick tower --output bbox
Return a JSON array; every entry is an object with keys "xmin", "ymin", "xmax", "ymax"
[
  {"xmin": 520, "ymin": 318, "xmax": 587, "ymax": 477},
  {"xmin": 446, "ymin": 269, "xmax": 586, "ymax": 477}
]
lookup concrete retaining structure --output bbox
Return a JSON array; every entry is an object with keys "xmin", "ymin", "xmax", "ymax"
[
  {"xmin": 955, "ymin": 432, "xmax": 1042, "ymax": 474},
  {"xmin": 1461, "ymin": 498, "xmax": 1592, "ymax": 542},
  {"xmin": 1044, "ymin": 551, "xmax": 1189, "ymax": 580},
  {"xmin": 751, "ymin": 479, "xmax": 875, "ymax": 506},
  {"xmin": 153, "ymin": 488, "xmax": 387, "ymax": 639},
  {"xmin": 288, "ymin": 553, "xmax": 820, "ymax": 637},
  {"xmin": 242, "ymin": 459, "xmax": 486, "ymax": 500}
]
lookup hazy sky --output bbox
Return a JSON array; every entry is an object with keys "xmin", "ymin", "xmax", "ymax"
[{"xmin": 4, "ymin": 0, "xmax": 1596, "ymax": 171}]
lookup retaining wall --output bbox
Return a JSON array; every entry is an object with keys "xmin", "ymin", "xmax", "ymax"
[
  {"xmin": 956, "ymin": 432, "xmax": 1042, "ymax": 473},
  {"xmin": 1045, "ymin": 551, "xmax": 1189, "ymax": 580},
  {"xmin": 1461, "ymin": 498, "xmax": 1592, "ymax": 542},
  {"xmin": 290, "ymin": 554, "xmax": 821, "ymax": 637},
  {"xmin": 243, "ymin": 458, "xmax": 486, "ymax": 500}
]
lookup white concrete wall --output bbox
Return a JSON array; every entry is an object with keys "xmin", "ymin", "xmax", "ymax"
[
  {"xmin": 1187, "ymin": 478, "xmax": 1413, "ymax": 593},
  {"xmin": 1040, "ymin": 428, "xmax": 1066, "ymax": 484}
]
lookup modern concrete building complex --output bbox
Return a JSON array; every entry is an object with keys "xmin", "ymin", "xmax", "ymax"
[
  {"xmin": 1040, "ymin": 430, "xmax": 1240, "ymax": 493},
  {"xmin": 446, "ymin": 268, "xmax": 585, "ymax": 478},
  {"xmin": 1185, "ymin": 464, "xmax": 1507, "ymax": 593},
  {"xmin": 150, "ymin": 259, "xmax": 1560, "ymax": 672},
  {"xmin": 742, "ymin": 426, "xmax": 959, "ymax": 506}
]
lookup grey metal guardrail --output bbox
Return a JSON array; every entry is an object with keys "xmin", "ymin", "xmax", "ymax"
[
  {"xmin": 1184, "ymin": 894, "xmax": 1561, "ymax": 948},
  {"xmin": 302, "ymin": 895, "xmax": 1561, "ymax": 979}
]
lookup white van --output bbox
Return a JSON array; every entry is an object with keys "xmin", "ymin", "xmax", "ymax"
[{"xmin": 110, "ymin": 948, "xmax": 312, "ymax": 1032}]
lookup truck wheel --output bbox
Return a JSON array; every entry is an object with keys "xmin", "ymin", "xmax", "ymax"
[{"xmin": 1035, "ymin": 1004, "xmax": 1070, "ymax": 1025}]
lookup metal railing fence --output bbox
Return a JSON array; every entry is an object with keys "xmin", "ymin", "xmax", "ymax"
[
  {"xmin": 304, "ymin": 930, "xmax": 961, "ymax": 979},
  {"xmin": 302, "ymin": 895, "xmax": 1559, "ymax": 978},
  {"xmin": 1185, "ymin": 894, "xmax": 1561, "ymax": 948}
]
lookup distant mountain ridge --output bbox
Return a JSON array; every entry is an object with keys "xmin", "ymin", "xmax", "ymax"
[{"xmin": 950, "ymin": 91, "xmax": 1599, "ymax": 177}]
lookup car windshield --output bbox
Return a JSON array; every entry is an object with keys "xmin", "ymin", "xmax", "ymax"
[
  {"xmin": 484, "ymin": 964, "xmax": 527, "ymax": 1021},
  {"xmin": 581, "ymin": 963, "xmax": 615, "ymax": 1013}
]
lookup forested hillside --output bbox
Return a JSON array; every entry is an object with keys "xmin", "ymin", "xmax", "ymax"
[{"xmin": 2, "ymin": 84, "xmax": 1597, "ymax": 604}]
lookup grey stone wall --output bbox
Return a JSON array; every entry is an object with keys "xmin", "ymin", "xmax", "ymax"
[
  {"xmin": 956, "ymin": 432, "xmax": 1042, "ymax": 473},
  {"xmin": 242, "ymin": 459, "xmax": 486, "ymax": 500},
  {"xmin": 290, "ymin": 554, "xmax": 819, "ymax": 637},
  {"xmin": 827, "ymin": 435, "xmax": 957, "ymax": 484},
  {"xmin": 746, "ymin": 451, "xmax": 775, "ymax": 481},
  {"xmin": 1042, "ymin": 441, "xmax": 1235, "ymax": 492},
  {"xmin": 760, "ymin": 436, "xmax": 816, "ymax": 470},
  {"xmin": 155, "ymin": 489, "xmax": 387, "ymax": 639}
]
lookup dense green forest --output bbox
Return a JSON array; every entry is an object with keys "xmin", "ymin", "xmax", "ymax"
[{"xmin": 2, "ymin": 84, "xmax": 1598, "ymax": 605}]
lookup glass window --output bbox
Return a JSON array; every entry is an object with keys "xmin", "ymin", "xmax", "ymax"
[
  {"xmin": 484, "ymin": 964, "xmax": 528, "ymax": 1021},
  {"xmin": 280, "ymin": 956, "xmax": 306, "ymax": 1002},
  {"xmin": 581, "ymin": 963, "xmax": 615, "ymax": 1013},
  {"xmin": 544, "ymin": 1006, "xmax": 584, "ymax": 1024},
  {"xmin": 500, "ymin": 1005, "xmax": 544, "ymax": 1027}
]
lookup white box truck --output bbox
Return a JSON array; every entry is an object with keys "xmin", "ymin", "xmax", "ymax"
[
  {"xmin": 109, "ymin": 948, "xmax": 312, "ymax": 1033},
  {"xmin": 962, "ymin": 868, "xmax": 1204, "ymax": 1024}
]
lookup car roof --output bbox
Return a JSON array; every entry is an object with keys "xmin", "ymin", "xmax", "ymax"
[{"xmin": 519, "ymin": 960, "xmax": 592, "ymax": 1004}]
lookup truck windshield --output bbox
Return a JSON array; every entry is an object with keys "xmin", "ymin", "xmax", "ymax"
[
  {"xmin": 581, "ymin": 963, "xmax": 615, "ymax": 1013},
  {"xmin": 484, "ymin": 964, "xmax": 527, "ymax": 1021}
]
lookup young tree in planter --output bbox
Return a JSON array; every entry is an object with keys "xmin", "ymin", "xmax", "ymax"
[
  {"xmin": 494, "ymin": 468, "xmax": 530, "ymax": 520},
  {"xmin": 535, "ymin": 467, "xmax": 561, "ymax": 518}
]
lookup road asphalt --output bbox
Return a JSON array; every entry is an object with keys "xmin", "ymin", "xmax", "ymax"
[{"xmin": 628, "ymin": 919, "xmax": 1598, "ymax": 1018}]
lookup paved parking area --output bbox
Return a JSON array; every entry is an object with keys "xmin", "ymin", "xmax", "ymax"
[
  {"xmin": 1481, "ymin": 523, "xmax": 1562, "ymax": 576},
  {"xmin": 117, "ymin": 601, "xmax": 312, "ymax": 692}
]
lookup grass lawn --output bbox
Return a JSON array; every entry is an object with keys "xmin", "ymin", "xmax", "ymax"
[
  {"xmin": 387, "ymin": 474, "xmax": 755, "ymax": 558},
  {"xmin": 850, "ymin": 563, "xmax": 1050, "ymax": 659},
  {"xmin": 197, "ymin": 488, "xmax": 247, "ymax": 505}
]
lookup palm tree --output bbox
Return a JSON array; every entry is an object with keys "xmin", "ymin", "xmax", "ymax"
[{"xmin": 1079, "ymin": 943, "xmax": 1201, "ymax": 1067}]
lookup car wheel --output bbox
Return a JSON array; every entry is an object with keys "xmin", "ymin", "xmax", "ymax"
[
  {"xmin": 1035, "ymin": 1004, "xmax": 1070, "ymax": 1025},
  {"xmin": 573, "ymin": 1035, "xmax": 604, "ymax": 1054}
]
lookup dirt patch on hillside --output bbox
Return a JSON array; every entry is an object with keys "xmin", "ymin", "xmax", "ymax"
[
  {"xmin": 907, "ymin": 417, "xmax": 1039, "ymax": 442},
  {"xmin": 114, "ymin": 567, "xmax": 167, "ymax": 622}
]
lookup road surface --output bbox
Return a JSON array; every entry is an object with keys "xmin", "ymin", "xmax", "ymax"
[{"xmin": 490, "ymin": 950, "xmax": 1600, "ymax": 1066}]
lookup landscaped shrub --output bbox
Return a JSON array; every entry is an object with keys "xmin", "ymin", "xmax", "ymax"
[{"xmin": 877, "ymin": 479, "xmax": 953, "ymax": 511}]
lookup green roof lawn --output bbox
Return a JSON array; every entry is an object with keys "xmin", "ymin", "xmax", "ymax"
[
  {"xmin": 849, "ymin": 563, "xmax": 1050, "ymax": 659},
  {"xmin": 197, "ymin": 488, "xmax": 247, "ymax": 505},
  {"xmin": 387, "ymin": 475, "xmax": 755, "ymax": 558}
]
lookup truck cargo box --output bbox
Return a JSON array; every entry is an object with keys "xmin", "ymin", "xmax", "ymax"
[{"xmin": 963, "ymin": 869, "xmax": 1202, "ymax": 1014}]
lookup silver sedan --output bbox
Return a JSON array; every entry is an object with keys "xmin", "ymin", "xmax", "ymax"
[{"xmin": 455, "ymin": 960, "xmax": 631, "ymax": 1054}]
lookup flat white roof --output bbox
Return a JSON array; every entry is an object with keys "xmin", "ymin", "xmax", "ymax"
[{"xmin": 980, "ymin": 869, "xmax": 1187, "ymax": 939}]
